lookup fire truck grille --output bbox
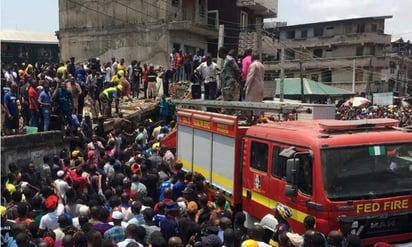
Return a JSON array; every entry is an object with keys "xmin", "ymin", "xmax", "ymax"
[{"xmin": 354, "ymin": 211, "xmax": 412, "ymax": 239}]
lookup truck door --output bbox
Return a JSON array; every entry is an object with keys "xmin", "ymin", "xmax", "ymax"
[
  {"xmin": 269, "ymin": 146, "xmax": 314, "ymax": 233},
  {"xmin": 242, "ymin": 139, "xmax": 272, "ymax": 218}
]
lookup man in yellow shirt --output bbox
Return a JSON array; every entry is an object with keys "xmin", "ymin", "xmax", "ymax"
[
  {"xmin": 99, "ymin": 85, "xmax": 123, "ymax": 118},
  {"xmin": 117, "ymin": 58, "xmax": 126, "ymax": 75},
  {"xmin": 57, "ymin": 62, "xmax": 68, "ymax": 80}
]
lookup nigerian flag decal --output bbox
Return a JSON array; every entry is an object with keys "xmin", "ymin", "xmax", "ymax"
[{"xmin": 369, "ymin": 146, "xmax": 386, "ymax": 156}]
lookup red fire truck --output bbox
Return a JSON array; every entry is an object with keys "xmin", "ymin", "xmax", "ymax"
[{"xmin": 168, "ymin": 100, "xmax": 412, "ymax": 245}]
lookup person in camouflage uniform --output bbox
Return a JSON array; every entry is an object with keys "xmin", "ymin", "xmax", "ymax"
[{"xmin": 218, "ymin": 47, "xmax": 241, "ymax": 102}]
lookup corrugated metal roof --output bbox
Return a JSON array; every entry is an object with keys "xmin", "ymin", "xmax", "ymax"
[
  {"xmin": 274, "ymin": 78, "xmax": 354, "ymax": 96},
  {"xmin": 1, "ymin": 30, "xmax": 58, "ymax": 44}
]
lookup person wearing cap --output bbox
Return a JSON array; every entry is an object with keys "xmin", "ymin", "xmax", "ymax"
[
  {"xmin": 337, "ymin": 215, "xmax": 354, "ymax": 246},
  {"xmin": 160, "ymin": 201, "xmax": 180, "ymax": 240},
  {"xmin": 38, "ymin": 194, "xmax": 64, "ymax": 235},
  {"xmin": 112, "ymin": 68, "xmax": 132, "ymax": 102},
  {"xmin": 104, "ymin": 210, "xmax": 126, "ymax": 243},
  {"xmin": 99, "ymin": 84, "xmax": 122, "ymax": 118},
  {"xmin": 269, "ymin": 203, "xmax": 292, "ymax": 247},
  {"xmin": 54, "ymin": 170, "xmax": 71, "ymax": 203},
  {"xmin": 242, "ymin": 239, "xmax": 259, "ymax": 247}
]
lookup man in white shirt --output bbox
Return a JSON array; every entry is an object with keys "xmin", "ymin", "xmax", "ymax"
[
  {"xmin": 194, "ymin": 54, "xmax": 220, "ymax": 100},
  {"xmin": 117, "ymin": 224, "xmax": 145, "ymax": 247},
  {"xmin": 39, "ymin": 194, "xmax": 65, "ymax": 235},
  {"xmin": 54, "ymin": 170, "xmax": 70, "ymax": 203}
]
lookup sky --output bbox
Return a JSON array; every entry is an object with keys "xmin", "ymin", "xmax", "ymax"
[{"xmin": 1, "ymin": 0, "xmax": 411, "ymax": 41}]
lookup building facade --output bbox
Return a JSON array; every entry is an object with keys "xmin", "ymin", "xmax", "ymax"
[
  {"xmin": 58, "ymin": 0, "xmax": 217, "ymax": 66},
  {"xmin": 264, "ymin": 16, "xmax": 412, "ymax": 96},
  {"xmin": 207, "ymin": 0, "xmax": 277, "ymax": 56},
  {"xmin": 1, "ymin": 31, "xmax": 59, "ymax": 65}
]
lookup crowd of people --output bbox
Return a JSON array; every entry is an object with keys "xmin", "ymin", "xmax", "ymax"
[
  {"xmin": 1, "ymin": 112, "xmax": 391, "ymax": 247},
  {"xmin": 1, "ymin": 55, "xmax": 178, "ymax": 136},
  {"xmin": 1, "ymin": 45, "xmax": 264, "ymax": 136},
  {"xmin": 336, "ymin": 103, "xmax": 412, "ymax": 127},
  {"xmin": 1, "ymin": 49, "xmax": 408, "ymax": 247}
]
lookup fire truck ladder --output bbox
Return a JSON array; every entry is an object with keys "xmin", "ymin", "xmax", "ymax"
[
  {"xmin": 171, "ymin": 99, "xmax": 306, "ymax": 112},
  {"xmin": 170, "ymin": 99, "xmax": 313, "ymax": 117}
]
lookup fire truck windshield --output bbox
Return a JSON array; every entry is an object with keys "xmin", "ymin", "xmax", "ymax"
[{"xmin": 322, "ymin": 143, "xmax": 412, "ymax": 200}]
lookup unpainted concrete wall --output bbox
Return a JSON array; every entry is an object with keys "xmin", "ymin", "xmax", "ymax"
[
  {"xmin": 1, "ymin": 131, "xmax": 69, "ymax": 174},
  {"xmin": 59, "ymin": 26, "xmax": 170, "ymax": 67}
]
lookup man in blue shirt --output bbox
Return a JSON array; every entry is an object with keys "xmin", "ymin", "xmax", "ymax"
[
  {"xmin": 38, "ymin": 83, "xmax": 52, "ymax": 131},
  {"xmin": 104, "ymin": 211, "xmax": 126, "ymax": 243},
  {"xmin": 3, "ymin": 84, "xmax": 19, "ymax": 135}
]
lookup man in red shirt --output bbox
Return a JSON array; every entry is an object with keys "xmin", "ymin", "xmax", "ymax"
[
  {"xmin": 69, "ymin": 167, "xmax": 88, "ymax": 193},
  {"xmin": 174, "ymin": 51, "xmax": 184, "ymax": 82},
  {"xmin": 28, "ymin": 79, "xmax": 40, "ymax": 128},
  {"xmin": 142, "ymin": 64, "xmax": 149, "ymax": 99}
]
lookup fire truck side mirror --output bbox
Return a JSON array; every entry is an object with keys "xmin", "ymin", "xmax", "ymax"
[
  {"xmin": 285, "ymin": 184, "xmax": 297, "ymax": 197},
  {"xmin": 285, "ymin": 158, "xmax": 298, "ymax": 184}
]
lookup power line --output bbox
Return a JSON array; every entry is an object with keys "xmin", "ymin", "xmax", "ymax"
[{"xmin": 262, "ymin": 38, "xmax": 406, "ymax": 83}]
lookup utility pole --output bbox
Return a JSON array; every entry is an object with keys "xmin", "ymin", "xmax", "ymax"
[
  {"xmin": 400, "ymin": 51, "xmax": 405, "ymax": 95},
  {"xmin": 256, "ymin": 17, "xmax": 263, "ymax": 61},
  {"xmin": 299, "ymin": 46, "xmax": 304, "ymax": 103},
  {"xmin": 352, "ymin": 59, "xmax": 356, "ymax": 93},
  {"xmin": 280, "ymin": 47, "xmax": 285, "ymax": 102},
  {"xmin": 366, "ymin": 56, "xmax": 373, "ymax": 97},
  {"xmin": 217, "ymin": 25, "xmax": 224, "ymax": 66}
]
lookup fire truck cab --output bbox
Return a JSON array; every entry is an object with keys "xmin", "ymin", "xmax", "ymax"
[
  {"xmin": 172, "ymin": 100, "xmax": 412, "ymax": 245},
  {"xmin": 241, "ymin": 118, "xmax": 412, "ymax": 244}
]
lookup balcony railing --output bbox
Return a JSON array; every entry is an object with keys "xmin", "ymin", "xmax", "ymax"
[
  {"xmin": 265, "ymin": 55, "xmax": 389, "ymax": 71},
  {"xmin": 280, "ymin": 33, "xmax": 391, "ymax": 49},
  {"xmin": 168, "ymin": 20, "xmax": 218, "ymax": 38},
  {"xmin": 236, "ymin": 0, "xmax": 277, "ymax": 18}
]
